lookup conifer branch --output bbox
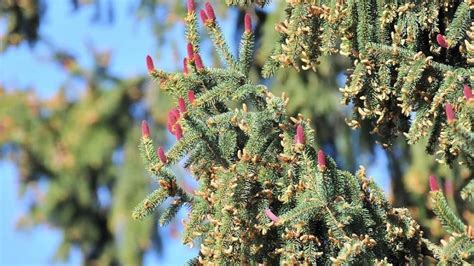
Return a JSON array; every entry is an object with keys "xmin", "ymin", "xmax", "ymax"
[
  {"xmin": 131, "ymin": 2, "xmax": 473, "ymax": 264},
  {"xmin": 264, "ymin": 1, "xmax": 474, "ymax": 165},
  {"xmin": 431, "ymin": 191, "xmax": 466, "ymax": 234}
]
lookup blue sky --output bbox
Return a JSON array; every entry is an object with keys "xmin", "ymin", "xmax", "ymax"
[
  {"xmin": 0, "ymin": 1, "xmax": 390, "ymax": 265},
  {"xmin": 1, "ymin": 1, "xmax": 159, "ymax": 97}
]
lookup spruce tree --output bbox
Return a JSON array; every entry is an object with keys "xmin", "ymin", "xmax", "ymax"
[
  {"xmin": 2, "ymin": 0, "xmax": 473, "ymax": 264},
  {"xmin": 133, "ymin": 1, "xmax": 473, "ymax": 264}
]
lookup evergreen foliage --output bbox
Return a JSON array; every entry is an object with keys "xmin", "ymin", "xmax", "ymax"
[
  {"xmin": 2, "ymin": 0, "xmax": 473, "ymax": 264},
  {"xmin": 425, "ymin": 176, "xmax": 474, "ymax": 264},
  {"xmin": 253, "ymin": 1, "xmax": 366, "ymax": 174},
  {"xmin": 263, "ymin": 0, "xmax": 474, "ymax": 165},
  {"xmin": 134, "ymin": 2, "xmax": 473, "ymax": 263}
]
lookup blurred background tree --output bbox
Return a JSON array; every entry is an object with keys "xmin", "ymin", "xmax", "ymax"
[
  {"xmin": 0, "ymin": 54, "xmax": 160, "ymax": 264},
  {"xmin": 1, "ymin": 0, "xmax": 471, "ymax": 264},
  {"xmin": 1, "ymin": 0, "xmax": 179, "ymax": 264}
]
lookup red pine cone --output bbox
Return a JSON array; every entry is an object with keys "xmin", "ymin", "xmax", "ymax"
[
  {"xmin": 445, "ymin": 102, "xmax": 455, "ymax": 122},
  {"xmin": 194, "ymin": 53, "xmax": 204, "ymax": 71},
  {"xmin": 157, "ymin": 147, "xmax": 168, "ymax": 163},
  {"xmin": 199, "ymin": 10, "xmax": 209, "ymax": 24},
  {"xmin": 264, "ymin": 209, "xmax": 279, "ymax": 223},
  {"xmin": 436, "ymin": 34, "xmax": 448, "ymax": 48},
  {"xmin": 178, "ymin": 97, "xmax": 187, "ymax": 113},
  {"xmin": 183, "ymin": 58, "xmax": 189, "ymax": 75},
  {"xmin": 187, "ymin": 43, "xmax": 194, "ymax": 60},
  {"xmin": 146, "ymin": 55, "xmax": 155, "ymax": 74},
  {"xmin": 318, "ymin": 150, "xmax": 326, "ymax": 169},
  {"xmin": 244, "ymin": 13, "xmax": 252, "ymax": 33},
  {"xmin": 295, "ymin": 124, "xmax": 305, "ymax": 145},
  {"xmin": 463, "ymin": 84, "xmax": 472, "ymax": 101},
  {"xmin": 188, "ymin": 90, "xmax": 196, "ymax": 104},
  {"xmin": 175, "ymin": 124, "xmax": 183, "ymax": 140},
  {"xmin": 204, "ymin": 2, "xmax": 216, "ymax": 21},
  {"xmin": 141, "ymin": 120, "xmax": 150, "ymax": 138},
  {"xmin": 429, "ymin": 175, "xmax": 439, "ymax": 191},
  {"xmin": 187, "ymin": 0, "xmax": 195, "ymax": 14}
]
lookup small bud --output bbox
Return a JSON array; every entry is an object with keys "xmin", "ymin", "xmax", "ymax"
[
  {"xmin": 318, "ymin": 150, "xmax": 326, "ymax": 170},
  {"xmin": 187, "ymin": 43, "xmax": 194, "ymax": 60},
  {"xmin": 187, "ymin": 0, "xmax": 195, "ymax": 14},
  {"xmin": 141, "ymin": 120, "xmax": 150, "ymax": 138},
  {"xmin": 188, "ymin": 90, "xmax": 196, "ymax": 104},
  {"xmin": 194, "ymin": 53, "xmax": 204, "ymax": 71},
  {"xmin": 295, "ymin": 124, "xmax": 305, "ymax": 145},
  {"xmin": 178, "ymin": 97, "xmax": 187, "ymax": 113},
  {"xmin": 445, "ymin": 102, "xmax": 455, "ymax": 122},
  {"xmin": 204, "ymin": 2, "xmax": 216, "ymax": 21},
  {"xmin": 429, "ymin": 175, "xmax": 439, "ymax": 191},
  {"xmin": 175, "ymin": 124, "xmax": 183, "ymax": 140},
  {"xmin": 264, "ymin": 209, "xmax": 279, "ymax": 223},
  {"xmin": 199, "ymin": 10, "xmax": 209, "ymax": 24},
  {"xmin": 157, "ymin": 147, "xmax": 168, "ymax": 163},
  {"xmin": 168, "ymin": 108, "xmax": 180, "ymax": 127},
  {"xmin": 183, "ymin": 58, "xmax": 189, "ymax": 75},
  {"xmin": 244, "ymin": 13, "xmax": 252, "ymax": 33},
  {"xmin": 436, "ymin": 34, "xmax": 448, "ymax": 48},
  {"xmin": 146, "ymin": 55, "xmax": 155, "ymax": 74},
  {"xmin": 463, "ymin": 84, "xmax": 472, "ymax": 101}
]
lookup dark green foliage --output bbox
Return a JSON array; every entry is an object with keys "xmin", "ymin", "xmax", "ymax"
[
  {"xmin": 425, "ymin": 188, "xmax": 474, "ymax": 264},
  {"xmin": 133, "ymin": 2, "xmax": 474, "ymax": 264},
  {"xmin": 264, "ymin": 0, "xmax": 474, "ymax": 165},
  {"xmin": 3, "ymin": 0, "xmax": 472, "ymax": 264},
  {"xmin": 134, "ymin": 4, "xmax": 433, "ymax": 264},
  {"xmin": 432, "ymin": 190, "xmax": 466, "ymax": 234}
]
